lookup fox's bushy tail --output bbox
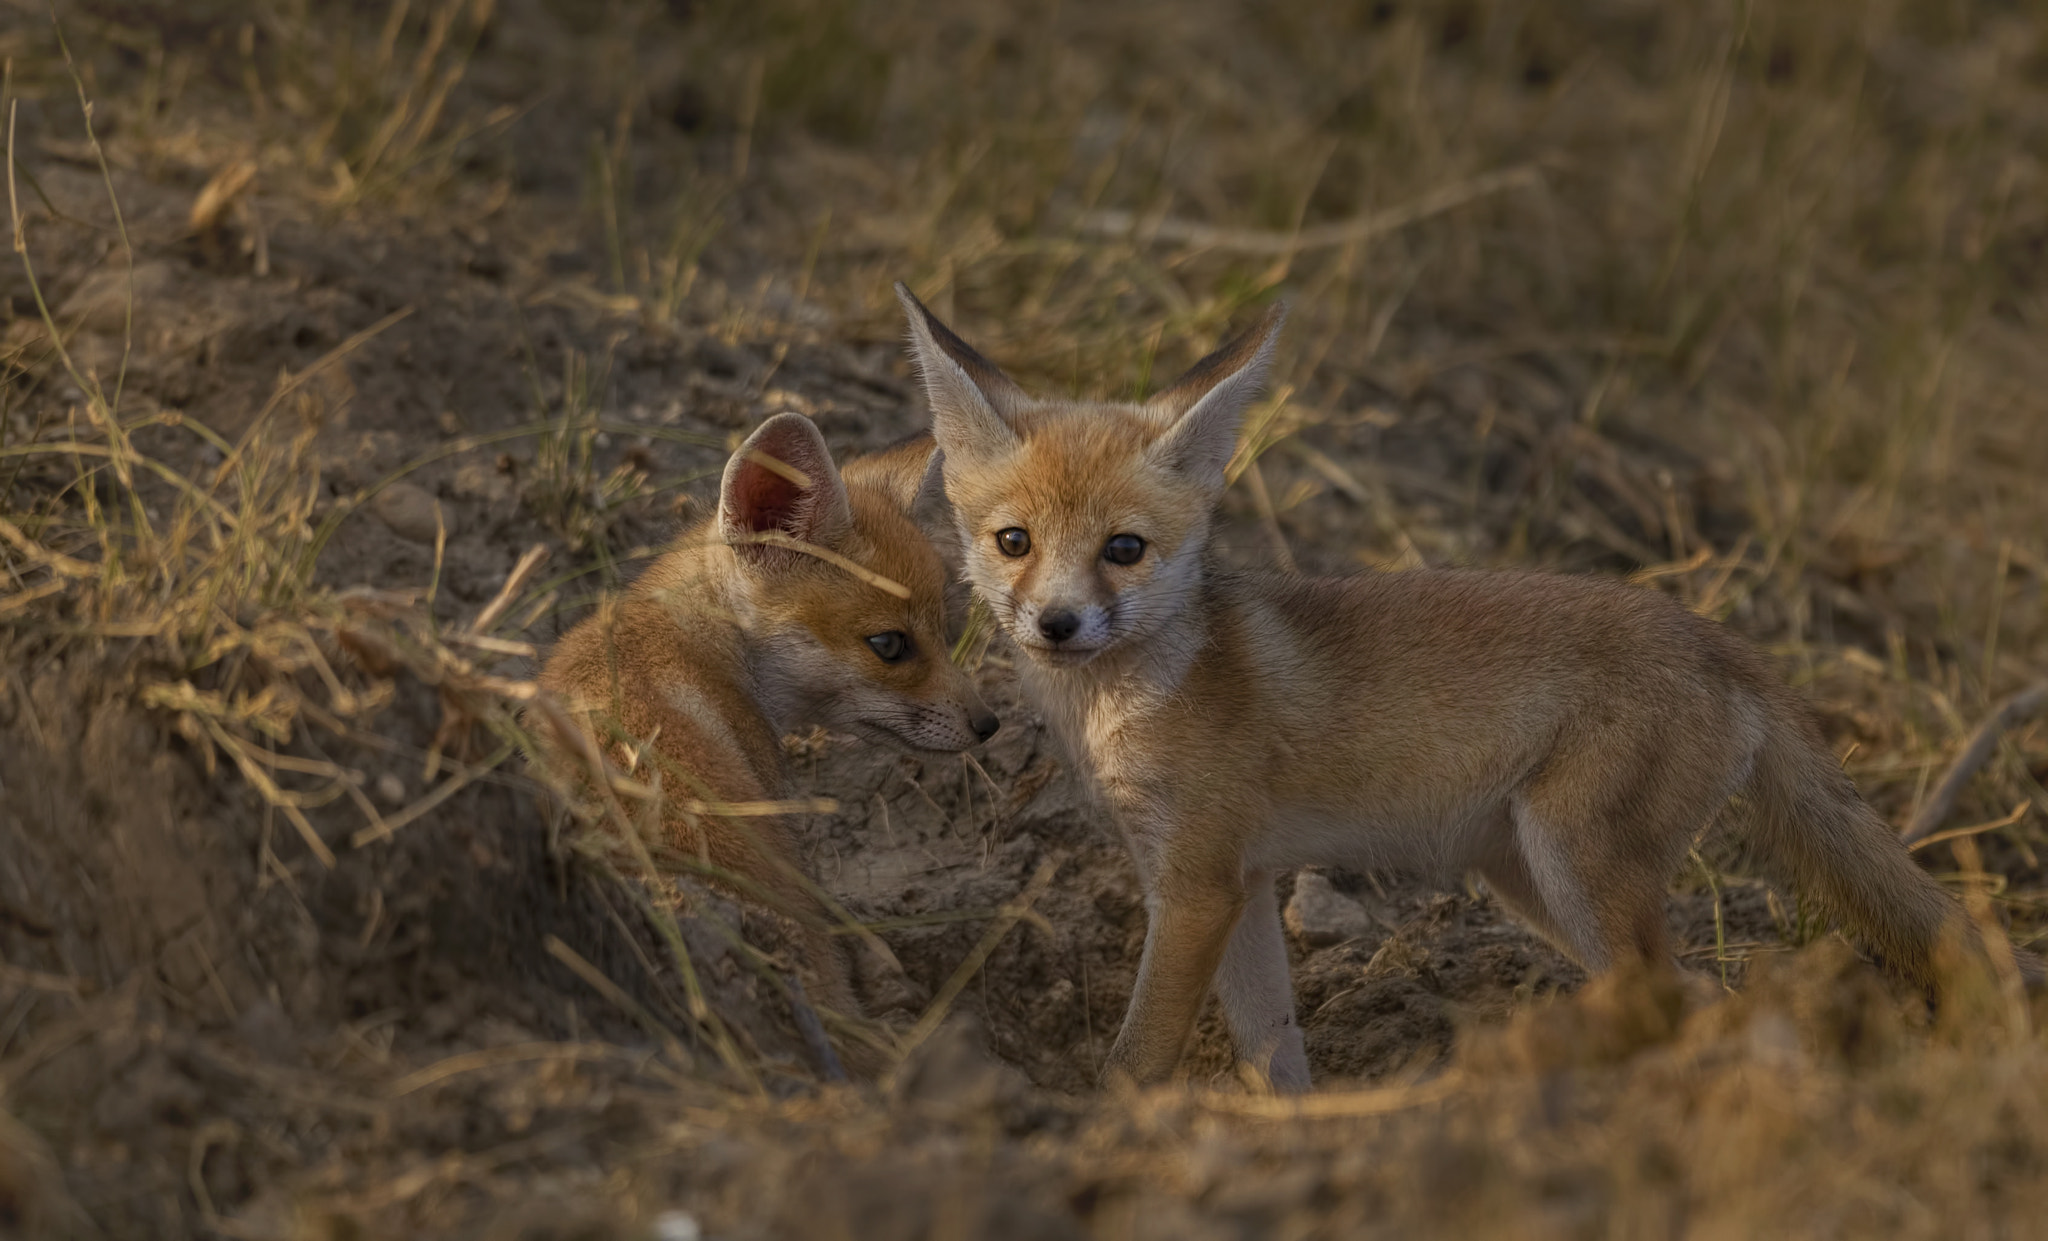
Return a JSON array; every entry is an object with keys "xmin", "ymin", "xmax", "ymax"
[{"xmin": 1741, "ymin": 705, "xmax": 2043, "ymax": 988}]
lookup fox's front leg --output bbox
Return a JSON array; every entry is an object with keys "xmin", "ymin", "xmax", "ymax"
[{"xmin": 1103, "ymin": 863, "xmax": 1247, "ymax": 1087}]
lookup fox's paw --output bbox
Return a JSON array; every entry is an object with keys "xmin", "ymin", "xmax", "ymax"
[{"xmin": 854, "ymin": 940, "xmax": 929, "ymax": 1018}]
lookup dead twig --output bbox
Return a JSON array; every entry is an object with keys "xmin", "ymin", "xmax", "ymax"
[
  {"xmin": 1192, "ymin": 1074, "xmax": 1463, "ymax": 1120},
  {"xmin": 1900, "ymin": 683, "xmax": 2048, "ymax": 845},
  {"xmin": 349, "ymin": 740, "xmax": 515, "ymax": 848},
  {"xmin": 0, "ymin": 515, "xmax": 94, "ymax": 578},
  {"xmin": 1242, "ymin": 458, "xmax": 1298, "ymax": 574},
  {"xmin": 386, "ymin": 1040, "xmax": 642, "ymax": 1097},
  {"xmin": 736, "ymin": 529, "xmax": 910, "ymax": 599},
  {"xmin": 463, "ymin": 542, "xmax": 550, "ymax": 636},
  {"xmin": 1908, "ymin": 801, "xmax": 2031, "ymax": 854},
  {"xmin": 0, "ymin": 960, "xmax": 89, "ymax": 997},
  {"xmin": 187, "ymin": 159, "xmax": 257, "ymax": 234}
]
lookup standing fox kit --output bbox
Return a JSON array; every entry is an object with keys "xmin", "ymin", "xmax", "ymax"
[
  {"xmin": 895, "ymin": 282, "xmax": 2035, "ymax": 1092},
  {"xmin": 539, "ymin": 413, "xmax": 996, "ymax": 1039}
]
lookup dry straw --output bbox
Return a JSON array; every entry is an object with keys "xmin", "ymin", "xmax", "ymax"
[{"xmin": 0, "ymin": 9, "xmax": 1045, "ymax": 1111}]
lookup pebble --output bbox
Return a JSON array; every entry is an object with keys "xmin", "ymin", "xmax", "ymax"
[
  {"xmin": 56, "ymin": 261, "xmax": 177, "ymax": 334},
  {"xmin": 652, "ymin": 1211, "xmax": 703, "ymax": 1241},
  {"xmin": 1284, "ymin": 871, "xmax": 1378, "ymax": 948},
  {"xmin": 370, "ymin": 481, "xmax": 448, "ymax": 543}
]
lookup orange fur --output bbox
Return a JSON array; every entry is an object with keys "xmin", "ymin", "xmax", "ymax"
[
  {"xmin": 537, "ymin": 413, "xmax": 996, "ymax": 1067},
  {"xmin": 896, "ymin": 283, "xmax": 2035, "ymax": 1092},
  {"xmin": 841, "ymin": 430, "xmax": 970, "ymax": 616}
]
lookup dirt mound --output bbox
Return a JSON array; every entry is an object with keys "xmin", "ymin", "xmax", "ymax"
[{"xmin": 0, "ymin": 643, "xmax": 846, "ymax": 1238}]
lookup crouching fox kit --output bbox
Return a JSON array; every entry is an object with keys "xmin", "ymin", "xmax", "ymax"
[
  {"xmin": 894, "ymin": 282, "xmax": 2040, "ymax": 1092},
  {"xmin": 538, "ymin": 413, "xmax": 996, "ymax": 1055}
]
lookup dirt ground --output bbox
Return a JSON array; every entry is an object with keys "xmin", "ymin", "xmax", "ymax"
[{"xmin": 3, "ymin": 2, "xmax": 2048, "ymax": 1238}]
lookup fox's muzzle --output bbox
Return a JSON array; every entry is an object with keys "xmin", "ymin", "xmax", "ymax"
[{"xmin": 1013, "ymin": 594, "xmax": 1115, "ymax": 657}]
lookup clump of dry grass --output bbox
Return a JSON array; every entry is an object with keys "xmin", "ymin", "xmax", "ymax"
[
  {"xmin": 0, "ymin": 11, "xmax": 938, "ymax": 1108},
  {"xmin": 517, "ymin": 946, "xmax": 2044, "ymax": 1240},
  {"xmin": 1, "ymin": 22, "xmax": 1062, "ymax": 1128}
]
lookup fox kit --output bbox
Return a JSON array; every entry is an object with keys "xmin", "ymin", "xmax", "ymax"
[
  {"xmin": 895, "ymin": 283, "xmax": 2036, "ymax": 1092},
  {"xmin": 539, "ymin": 413, "xmax": 997, "ymax": 1046}
]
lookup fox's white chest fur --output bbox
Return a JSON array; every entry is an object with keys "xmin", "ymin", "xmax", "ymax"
[{"xmin": 1022, "ymin": 636, "xmax": 1197, "ymax": 800}]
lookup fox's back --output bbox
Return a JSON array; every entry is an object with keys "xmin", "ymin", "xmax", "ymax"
[
  {"xmin": 1232, "ymin": 567, "xmax": 1766, "ymax": 711},
  {"xmin": 1139, "ymin": 567, "xmax": 1773, "ymax": 853},
  {"xmin": 538, "ymin": 537, "xmax": 787, "ymax": 803}
]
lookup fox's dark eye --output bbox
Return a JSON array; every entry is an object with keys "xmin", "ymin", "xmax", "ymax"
[
  {"xmin": 996, "ymin": 527, "xmax": 1031, "ymax": 557},
  {"xmin": 1103, "ymin": 534, "xmax": 1145, "ymax": 565},
  {"xmin": 865, "ymin": 631, "xmax": 911, "ymax": 663}
]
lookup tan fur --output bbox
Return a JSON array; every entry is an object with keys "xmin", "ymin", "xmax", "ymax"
[
  {"xmin": 841, "ymin": 431, "xmax": 971, "ymax": 617},
  {"xmin": 895, "ymin": 283, "xmax": 2036, "ymax": 1092},
  {"xmin": 838, "ymin": 431, "xmax": 941, "ymax": 512},
  {"xmin": 537, "ymin": 413, "xmax": 996, "ymax": 1065}
]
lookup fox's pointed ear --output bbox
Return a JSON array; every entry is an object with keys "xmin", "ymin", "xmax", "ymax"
[
  {"xmin": 719, "ymin": 413, "xmax": 853, "ymax": 563},
  {"xmin": 1145, "ymin": 302, "xmax": 1285, "ymax": 490},
  {"xmin": 908, "ymin": 443, "xmax": 953, "ymax": 532},
  {"xmin": 895, "ymin": 281, "xmax": 1027, "ymax": 464}
]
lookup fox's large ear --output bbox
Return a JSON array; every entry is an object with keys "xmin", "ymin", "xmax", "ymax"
[
  {"xmin": 908, "ymin": 443, "xmax": 953, "ymax": 533},
  {"xmin": 719, "ymin": 413, "xmax": 853, "ymax": 563},
  {"xmin": 895, "ymin": 281, "xmax": 1027, "ymax": 464},
  {"xmin": 1145, "ymin": 302, "xmax": 1285, "ymax": 490}
]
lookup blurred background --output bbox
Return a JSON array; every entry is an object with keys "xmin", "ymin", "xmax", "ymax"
[{"xmin": 9, "ymin": 1, "xmax": 2048, "ymax": 630}]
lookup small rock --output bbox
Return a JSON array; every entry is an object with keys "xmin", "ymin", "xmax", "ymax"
[
  {"xmin": 56, "ymin": 261, "xmax": 178, "ymax": 335},
  {"xmin": 651, "ymin": 1211, "xmax": 703, "ymax": 1241},
  {"xmin": 1284, "ymin": 871, "xmax": 1377, "ymax": 948},
  {"xmin": 371, "ymin": 481, "xmax": 447, "ymax": 543},
  {"xmin": 376, "ymin": 772, "xmax": 407, "ymax": 805},
  {"xmin": 451, "ymin": 461, "xmax": 514, "ymax": 504}
]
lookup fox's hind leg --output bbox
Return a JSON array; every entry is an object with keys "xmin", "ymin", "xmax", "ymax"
[
  {"xmin": 1504, "ymin": 720, "xmax": 1750, "ymax": 975},
  {"xmin": 1212, "ymin": 871, "xmax": 1310, "ymax": 1092},
  {"xmin": 1504, "ymin": 792, "xmax": 1678, "ymax": 974},
  {"xmin": 1474, "ymin": 830, "xmax": 1591, "ymax": 964}
]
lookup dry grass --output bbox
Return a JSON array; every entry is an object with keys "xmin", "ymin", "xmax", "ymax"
[{"xmin": 2, "ymin": 0, "xmax": 2048, "ymax": 1236}]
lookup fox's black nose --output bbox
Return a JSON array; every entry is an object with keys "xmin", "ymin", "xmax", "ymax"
[
  {"xmin": 971, "ymin": 711, "xmax": 1000, "ymax": 742},
  {"xmin": 1038, "ymin": 609, "xmax": 1081, "ymax": 643}
]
